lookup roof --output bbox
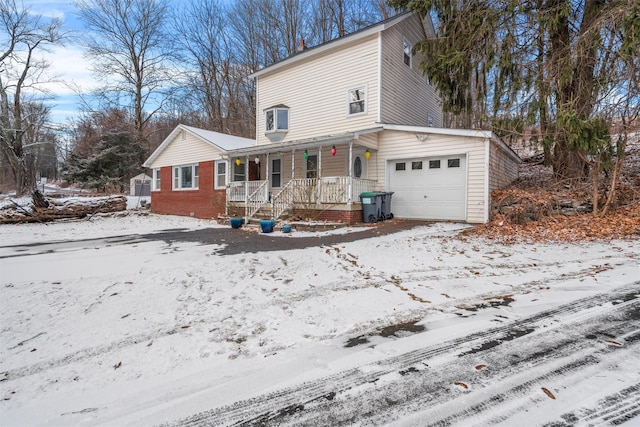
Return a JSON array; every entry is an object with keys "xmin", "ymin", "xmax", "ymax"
[
  {"xmin": 143, "ymin": 124, "xmax": 256, "ymax": 168},
  {"xmin": 249, "ymin": 11, "xmax": 420, "ymax": 79}
]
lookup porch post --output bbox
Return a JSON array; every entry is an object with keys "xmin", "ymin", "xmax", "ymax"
[
  {"xmin": 244, "ymin": 156, "xmax": 249, "ymax": 224},
  {"xmin": 317, "ymin": 146, "xmax": 322, "ymax": 205},
  {"xmin": 348, "ymin": 140, "xmax": 353, "ymax": 205},
  {"xmin": 291, "ymin": 149, "xmax": 295, "ymax": 181}
]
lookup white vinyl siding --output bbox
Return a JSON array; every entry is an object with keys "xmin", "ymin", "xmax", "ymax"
[
  {"xmin": 214, "ymin": 160, "xmax": 227, "ymax": 189},
  {"xmin": 489, "ymin": 142, "xmax": 520, "ymax": 191},
  {"xmin": 255, "ymin": 34, "xmax": 380, "ymax": 145},
  {"xmin": 377, "ymin": 130, "xmax": 486, "ymax": 223},
  {"xmin": 380, "ymin": 16, "xmax": 442, "ymax": 127},
  {"xmin": 147, "ymin": 130, "xmax": 225, "ymax": 168}
]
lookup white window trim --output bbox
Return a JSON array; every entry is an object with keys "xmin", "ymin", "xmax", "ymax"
[
  {"xmin": 403, "ymin": 37, "xmax": 412, "ymax": 68},
  {"xmin": 214, "ymin": 160, "xmax": 227, "ymax": 190},
  {"xmin": 264, "ymin": 107, "xmax": 289, "ymax": 133},
  {"xmin": 232, "ymin": 160, "xmax": 246, "ymax": 182},
  {"xmin": 347, "ymin": 85, "xmax": 367, "ymax": 117},
  {"xmin": 270, "ymin": 157, "xmax": 283, "ymax": 188},
  {"xmin": 152, "ymin": 168, "xmax": 161, "ymax": 191},
  {"xmin": 172, "ymin": 163, "xmax": 199, "ymax": 190}
]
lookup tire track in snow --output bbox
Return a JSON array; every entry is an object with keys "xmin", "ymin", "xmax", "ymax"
[{"xmin": 162, "ymin": 281, "xmax": 640, "ymax": 426}]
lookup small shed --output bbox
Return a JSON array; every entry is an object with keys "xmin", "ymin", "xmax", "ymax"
[{"xmin": 130, "ymin": 173, "xmax": 152, "ymax": 196}]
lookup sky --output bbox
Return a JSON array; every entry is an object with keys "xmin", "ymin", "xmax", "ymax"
[{"xmin": 26, "ymin": 1, "xmax": 95, "ymax": 125}]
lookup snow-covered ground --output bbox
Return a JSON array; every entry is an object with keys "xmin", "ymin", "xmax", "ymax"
[{"xmin": 0, "ymin": 212, "xmax": 638, "ymax": 426}]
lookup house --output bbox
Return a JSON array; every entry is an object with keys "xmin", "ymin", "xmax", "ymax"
[
  {"xmin": 144, "ymin": 11, "xmax": 519, "ymax": 223},
  {"xmin": 142, "ymin": 124, "xmax": 256, "ymax": 218}
]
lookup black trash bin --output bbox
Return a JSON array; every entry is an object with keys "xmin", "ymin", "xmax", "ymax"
[
  {"xmin": 360, "ymin": 192, "xmax": 381, "ymax": 223},
  {"xmin": 380, "ymin": 191, "xmax": 394, "ymax": 220}
]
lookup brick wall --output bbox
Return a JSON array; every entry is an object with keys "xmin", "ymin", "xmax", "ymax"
[
  {"xmin": 150, "ymin": 161, "xmax": 226, "ymax": 219},
  {"xmin": 296, "ymin": 208, "xmax": 364, "ymax": 225}
]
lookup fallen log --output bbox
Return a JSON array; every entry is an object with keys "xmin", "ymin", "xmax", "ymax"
[{"xmin": 0, "ymin": 195, "xmax": 127, "ymax": 224}]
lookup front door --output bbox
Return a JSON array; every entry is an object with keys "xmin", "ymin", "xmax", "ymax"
[{"xmin": 352, "ymin": 149, "xmax": 368, "ymax": 178}]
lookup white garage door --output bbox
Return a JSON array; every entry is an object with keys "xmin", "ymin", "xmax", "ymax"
[{"xmin": 388, "ymin": 155, "xmax": 467, "ymax": 220}]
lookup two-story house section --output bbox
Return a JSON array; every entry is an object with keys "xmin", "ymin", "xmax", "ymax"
[{"xmin": 224, "ymin": 11, "xmax": 519, "ymax": 224}]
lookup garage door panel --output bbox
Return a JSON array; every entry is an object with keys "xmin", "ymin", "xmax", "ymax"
[{"xmin": 388, "ymin": 155, "xmax": 466, "ymax": 221}]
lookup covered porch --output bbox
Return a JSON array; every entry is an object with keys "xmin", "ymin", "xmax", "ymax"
[{"xmin": 225, "ymin": 129, "xmax": 381, "ymax": 223}]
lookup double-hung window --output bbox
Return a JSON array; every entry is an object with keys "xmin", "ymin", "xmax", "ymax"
[
  {"xmin": 265, "ymin": 107, "xmax": 289, "ymax": 132},
  {"xmin": 173, "ymin": 164, "xmax": 199, "ymax": 190},
  {"xmin": 348, "ymin": 86, "xmax": 366, "ymax": 115},
  {"xmin": 403, "ymin": 37, "xmax": 412, "ymax": 67},
  {"xmin": 152, "ymin": 168, "xmax": 161, "ymax": 191},
  {"xmin": 271, "ymin": 158, "xmax": 282, "ymax": 188},
  {"xmin": 214, "ymin": 160, "xmax": 227, "ymax": 189}
]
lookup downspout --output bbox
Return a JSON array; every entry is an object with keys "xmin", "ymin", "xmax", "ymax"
[
  {"xmin": 484, "ymin": 139, "xmax": 490, "ymax": 223},
  {"xmin": 317, "ymin": 147, "xmax": 322, "ymax": 205},
  {"xmin": 348, "ymin": 140, "xmax": 353, "ymax": 205},
  {"xmin": 244, "ymin": 156, "xmax": 249, "ymax": 224},
  {"xmin": 377, "ymin": 32, "xmax": 382, "ymax": 123}
]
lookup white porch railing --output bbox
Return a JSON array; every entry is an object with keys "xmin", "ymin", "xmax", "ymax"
[
  {"xmin": 246, "ymin": 180, "xmax": 269, "ymax": 220},
  {"xmin": 227, "ymin": 181, "xmax": 267, "ymax": 202},
  {"xmin": 230, "ymin": 177, "xmax": 377, "ymax": 221}
]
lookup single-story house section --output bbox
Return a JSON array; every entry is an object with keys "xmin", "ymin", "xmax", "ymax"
[
  {"xmin": 129, "ymin": 173, "xmax": 151, "ymax": 196},
  {"xmin": 142, "ymin": 124, "xmax": 256, "ymax": 219},
  {"xmin": 224, "ymin": 125, "xmax": 520, "ymax": 224}
]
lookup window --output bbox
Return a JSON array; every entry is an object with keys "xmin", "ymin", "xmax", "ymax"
[
  {"xmin": 448, "ymin": 158, "xmax": 461, "ymax": 168},
  {"xmin": 428, "ymin": 115, "xmax": 434, "ymax": 127},
  {"xmin": 305, "ymin": 154, "xmax": 318, "ymax": 179},
  {"xmin": 152, "ymin": 168, "xmax": 161, "ymax": 191},
  {"xmin": 403, "ymin": 38, "xmax": 411, "ymax": 67},
  {"xmin": 265, "ymin": 107, "xmax": 289, "ymax": 132},
  {"xmin": 412, "ymin": 161, "xmax": 423, "ymax": 170},
  {"xmin": 173, "ymin": 164, "xmax": 199, "ymax": 190},
  {"xmin": 215, "ymin": 160, "xmax": 227, "ymax": 189},
  {"xmin": 271, "ymin": 158, "xmax": 282, "ymax": 188},
  {"xmin": 354, "ymin": 156, "xmax": 362, "ymax": 178},
  {"xmin": 395, "ymin": 162, "xmax": 406, "ymax": 171},
  {"xmin": 233, "ymin": 161, "xmax": 245, "ymax": 182},
  {"xmin": 429, "ymin": 160, "xmax": 441, "ymax": 169},
  {"xmin": 348, "ymin": 86, "xmax": 366, "ymax": 115}
]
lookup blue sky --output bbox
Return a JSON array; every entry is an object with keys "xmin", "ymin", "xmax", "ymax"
[{"xmin": 26, "ymin": 0, "xmax": 94, "ymax": 126}]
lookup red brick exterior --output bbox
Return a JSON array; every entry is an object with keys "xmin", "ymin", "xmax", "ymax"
[
  {"xmin": 150, "ymin": 160, "xmax": 361, "ymax": 224},
  {"xmin": 295, "ymin": 208, "xmax": 364, "ymax": 225},
  {"xmin": 150, "ymin": 161, "xmax": 226, "ymax": 219},
  {"xmin": 150, "ymin": 160, "xmax": 261, "ymax": 219}
]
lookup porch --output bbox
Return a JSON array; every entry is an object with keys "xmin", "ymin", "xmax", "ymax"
[
  {"xmin": 227, "ymin": 176, "xmax": 376, "ymax": 222},
  {"xmin": 223, "ymin": 129, "xmax": 383, "ymax": 223}
]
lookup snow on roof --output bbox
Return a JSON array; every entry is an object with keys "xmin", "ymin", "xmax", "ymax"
[
  {"xmin": 143, "ymin": 124, "xmax": 256, "ymax": 167},
  {"xmin": 181, "ymin": 125, "xmax": 256, "ymax": 151}
]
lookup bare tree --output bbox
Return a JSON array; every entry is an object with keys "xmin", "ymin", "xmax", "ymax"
[
  {"xmin": 0, "ymin": 0, "xmax": 64, "ymax": 196},
  {"xmin": 75, "ymin": 0, "xmax": 173, "ymax": 153}
]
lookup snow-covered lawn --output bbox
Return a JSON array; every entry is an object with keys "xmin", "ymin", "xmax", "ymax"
[{"xmin": 0, "ymin": 213, "xmax": 638, "ymax": 426}]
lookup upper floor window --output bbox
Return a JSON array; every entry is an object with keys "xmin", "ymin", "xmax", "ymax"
[
  {"xmin": 265, "ymin": 106, "xmax": 289, "ymax": 132},
  {"xmin": 214, "ymin": 160, "xmax": 227, "ymax": 189},
  {"xmin": 173, "ymin": 164, "xmax": 199, "ymax": 190},
  {"xmin": 152, "ymin": 168, "xmax": 161, "ymax": 191},
  {"xmin": 348, "ymin": 86, "xmax": 366, "ymax": 115},
  {"xmin": 403, "ymin": 38, "xmax": 411, "ymax": 67}
]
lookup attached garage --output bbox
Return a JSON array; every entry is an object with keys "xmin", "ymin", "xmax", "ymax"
[
  {"xmin": 378, "ymin": 125, "xmax": 521, "ymax": 223},
  {"xmin": 388, "ymin": 154, "xmax": 467, "ymax": 220}
]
